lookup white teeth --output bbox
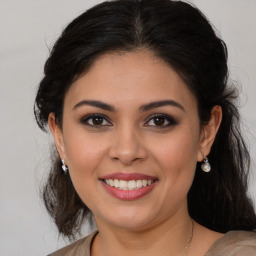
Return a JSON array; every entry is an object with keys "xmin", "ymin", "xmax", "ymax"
[
  {"xmin": 109, "ymin": 179, "xmax": 114, "ymax": 186},
  {"xmin": 119, "ymin": 180, "xmax": 128, "ymax": 190},
  {"xmin": 104, "ymin": 179, "xmax": 154, "ymax": 190},
  {"xmin": 136, "ymin": 180, "xmax": 142, "ymax": 189},
  {"xmin": 114, "ymin": 179, "xmax": 119, "ymax": 188},
  {"xmin": 128, "ymin": 180, "xmax": 136, "ymax": 190}
]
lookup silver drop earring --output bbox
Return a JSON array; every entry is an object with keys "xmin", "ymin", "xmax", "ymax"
[
  {"xmin": 61, "ymin": 159, "xmax": 68, "ymax": 173},
  {"xmin": 201, "ymin": 154, "xmax": 211, "ymax": 172}
]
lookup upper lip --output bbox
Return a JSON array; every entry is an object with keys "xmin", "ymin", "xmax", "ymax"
[{"xmin": 99, "ymin": 172, "xmax": 158, "ymax": 181}]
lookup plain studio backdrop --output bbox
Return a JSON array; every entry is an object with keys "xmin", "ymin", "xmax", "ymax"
[{"xmin": 0, "ymin": 0, "xmax": 256, "ymax": 255}]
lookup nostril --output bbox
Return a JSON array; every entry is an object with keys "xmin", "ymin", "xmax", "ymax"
[{"xmin": 108, "ymin": 135, "xmax": 148, "ymax": 165}]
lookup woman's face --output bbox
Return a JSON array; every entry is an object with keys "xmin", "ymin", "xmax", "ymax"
[{"xmin": 52, "ymin": 51, "xmax": 208, "ymax": 231}]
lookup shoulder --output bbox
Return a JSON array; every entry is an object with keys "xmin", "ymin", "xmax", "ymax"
[
  {"xmin": 47, "ymin": 231, "xmax": 98, "ymax": 256},
  {"xmin": 205, "ymin": 230, "xmax": 256, "ymax": 256}
]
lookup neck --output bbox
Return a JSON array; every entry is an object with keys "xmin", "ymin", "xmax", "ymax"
[{"xmin": 92, "ymin": 213, "xmax": 194, "ymax": 256}]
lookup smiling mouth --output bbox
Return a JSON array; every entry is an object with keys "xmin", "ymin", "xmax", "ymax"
[
  {"xmin": 102, "ymin": 179, "xmax": 156, "ymax": 190},
  {"xmin": 99, "ymin": 173, "xmax": 158, "ymax": 200}
]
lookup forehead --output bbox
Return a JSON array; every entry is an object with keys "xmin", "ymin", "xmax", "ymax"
[{"xmin": 65, "ymin": 50, "xmax": 197, "ymax": 110}]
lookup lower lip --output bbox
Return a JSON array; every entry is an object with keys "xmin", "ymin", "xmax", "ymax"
[{"xmin": 100, "ymin": 180, "xmax": 157, "ymax": 200}]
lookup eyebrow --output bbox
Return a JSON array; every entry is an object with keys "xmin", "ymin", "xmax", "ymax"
[
  {"xmin": 73, "ymin": 99, "xmax": 185, "ymax": 112},
  {"xmin": 73, "ymin": 100, "xmax": 116, "ymax": 111},
  {"xmin": 139, "ymin": 100, "xmax": 185, "ymax": 112}
]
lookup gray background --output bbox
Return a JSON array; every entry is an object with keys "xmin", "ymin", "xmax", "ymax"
[{"xmin": 0, "ymin": 0, "xmax": 255, "ymax": 255}]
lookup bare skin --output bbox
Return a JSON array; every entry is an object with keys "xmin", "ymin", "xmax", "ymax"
[
  {"xmin": 49, "ymin": 50, "xmax": 223, "ymax": 256},
  {"xmin": 91, "ymin": 219, "xmax": 223, "ymax": 256}
]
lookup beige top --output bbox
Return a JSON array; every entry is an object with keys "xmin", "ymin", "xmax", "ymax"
[{"xmin": 48, "ymin": 230, "xmax": 256, "ymax": 256}]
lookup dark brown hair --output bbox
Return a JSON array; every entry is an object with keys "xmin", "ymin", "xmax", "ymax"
[{"xmin": 34, "ymin": 0, "xmax": 256, "ymax": 239}]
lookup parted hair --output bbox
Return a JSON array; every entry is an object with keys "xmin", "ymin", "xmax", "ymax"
[{"xmin": 34, "ymin": 0, "xmax": 256, "ymax": 239}]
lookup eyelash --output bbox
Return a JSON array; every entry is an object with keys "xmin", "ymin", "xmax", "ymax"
[
  {"xmin": 80, "ymin": 114, "xmax": 178, "ymax": 128},
  {"xmin": 145, "ymin": 114, "xmax": 178, "ymax": 128},
  {"xmin": 80, "ymin": 114, "xmax": 112, "ymax": 127}
]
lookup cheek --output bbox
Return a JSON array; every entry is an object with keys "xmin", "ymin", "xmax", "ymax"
[
  {"xmin": 63, "ymin": 130, "xmax": 108, "ymax": 180},
  {"xmin": 151, "ymin": 128, "xmax": 199, "ymax": 182},
  {"xmin": 62, "ymin": 134, "xmax": 108, "ymax": 208}
]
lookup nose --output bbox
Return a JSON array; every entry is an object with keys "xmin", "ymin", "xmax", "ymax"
[{"xmin": 108, "ymin": 125, "xmax": 147, "ymax": 166}]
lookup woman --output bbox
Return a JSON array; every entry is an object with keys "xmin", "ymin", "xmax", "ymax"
[{"xmin": 34, "ymin": 0, "xmax": 256, "ymax": 255}]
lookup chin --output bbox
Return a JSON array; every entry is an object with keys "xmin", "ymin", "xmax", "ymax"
[{"xmin": 95, "ymin": 206, "xmax": 161, "ymax": 231}]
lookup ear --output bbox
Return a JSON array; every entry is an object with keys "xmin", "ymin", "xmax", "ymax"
[
  {"xmin": 197, "ymin": 105, "xmax": 222, "ymax": 161},
  {"xmin": 48, "ymin": 113, "xmax": 66, "ymax": 160}
]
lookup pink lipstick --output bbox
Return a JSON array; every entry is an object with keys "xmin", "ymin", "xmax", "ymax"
[
  {"xmin": 99, "ymin": 172, "xmax": 158, "ymax": 200},
  {"xmin": 100, "ymin": 172, "xmax": 157, "ymax": 181}
]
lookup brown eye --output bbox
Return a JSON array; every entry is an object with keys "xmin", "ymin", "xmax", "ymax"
[
  {"xmin": 145, "ymin": 114, "xmax": 177, "ymax": 127},
  {"xmin": 81, "ymin": 114, "xmax": 111, "ymax": 126},
  {"xmin": 91, "ymin": 116, "xmax": 104, "ymax": 125},
  {"xmin": 153, "ymin": 117, "xmax": 165, "ymax": 126}
]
